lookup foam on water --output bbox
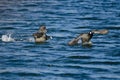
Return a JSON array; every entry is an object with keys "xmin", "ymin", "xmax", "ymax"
[
  {"xmin": 1, "ymin": 34, "xmax": 15, "ymax": 42},
  {"xmin": 27, "ymin": 37, "xmax": 35, "ymax": 42},
  {"xmin": 1, "ymin": 33, "xmax": 35, "ymax": 42},
  {"xmin": 78, "ymin": 39, "xmax": 81, "ymax": 44}
]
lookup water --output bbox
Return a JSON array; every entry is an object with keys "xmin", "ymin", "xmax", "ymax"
[{"xmin": 0, "ymin": 0, "xmax": 120, "ymax": 80}]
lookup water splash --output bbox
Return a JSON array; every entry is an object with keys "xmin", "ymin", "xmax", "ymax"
[
  {"xmin": 78, "ymin": 39, "xmax": 81, "ymax": 44},
  {"xmin": 28, "ymin": 37, "xmax": 35, "ymax": 42},
  {"xmin": 50, "ymin": 36, "xmax": 53, "ymax": 39},
  {"xmin": 1, "ymin": 34, "xmax": 15, "ymax": 42},
  {"xmin": 1, "ymin": 33, "xmax": 35, "ymax": 42},
  {"xmin": 0, "ymin": 33, "xmax": 52, "ymax": 43}
]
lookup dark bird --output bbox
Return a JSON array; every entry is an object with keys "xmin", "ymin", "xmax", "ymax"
[
  {"xmin": 68, "ymin": 29, "xmax": 109, "ymax": 46},
  {"xmin": 33, "ymin": 25, "xmax": 51, "ymax": 43}
]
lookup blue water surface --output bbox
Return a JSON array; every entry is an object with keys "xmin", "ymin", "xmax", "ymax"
[{"xmin": 0, "ymin": 0, "xmax": 120, "ymax": 80}]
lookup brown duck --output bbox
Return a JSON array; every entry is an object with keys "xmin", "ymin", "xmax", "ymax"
[
  {"xmin": 33, "ymin": 25, "xmax": 50, "ymax": 43},
  {"xmin": 68, "ymin": 29, "xmax": 109, "ymax": 46}
]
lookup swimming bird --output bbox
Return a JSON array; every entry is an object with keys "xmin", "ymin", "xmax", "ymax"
[
  {"xmin": 33, "ymin": 25, "xmax": 51, "ymax": 43},
  {"xmin": 68, "ymin": 29, "xmax": 109, "ymax": 46}
]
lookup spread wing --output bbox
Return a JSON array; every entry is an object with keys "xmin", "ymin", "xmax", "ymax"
[
  {"xmin": 68, "ymin": 33, "xmax": 91, "ymax": 45},
  {"xmin": 92, "ymin": 29, "xmax": 109, "ymax": 34},
  {"xmin": 68, "ymin": 34, "xmax": 81, "ymax": 46}
]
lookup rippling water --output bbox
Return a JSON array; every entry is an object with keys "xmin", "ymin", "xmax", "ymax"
[{"xmin": 0, "ymin": 0, "xmax": 120, "ymax": 80}]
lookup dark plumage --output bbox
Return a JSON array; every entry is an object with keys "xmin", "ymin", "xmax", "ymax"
[
  {"xmin": 68, "ymin": 29, "xmax": 109, "ymax": 46},
  {"xmin": 33, "ymin": 32, "xmax": 44, "ymax": 38},
  {"xmin": 33, "ymin": 25, "xmax": 50, "ymax": 43}
]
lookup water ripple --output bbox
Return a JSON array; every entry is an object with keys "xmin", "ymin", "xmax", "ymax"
[{"xmin": 0, "ymin": 0, "xmax": 120, "ymax": 80}]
